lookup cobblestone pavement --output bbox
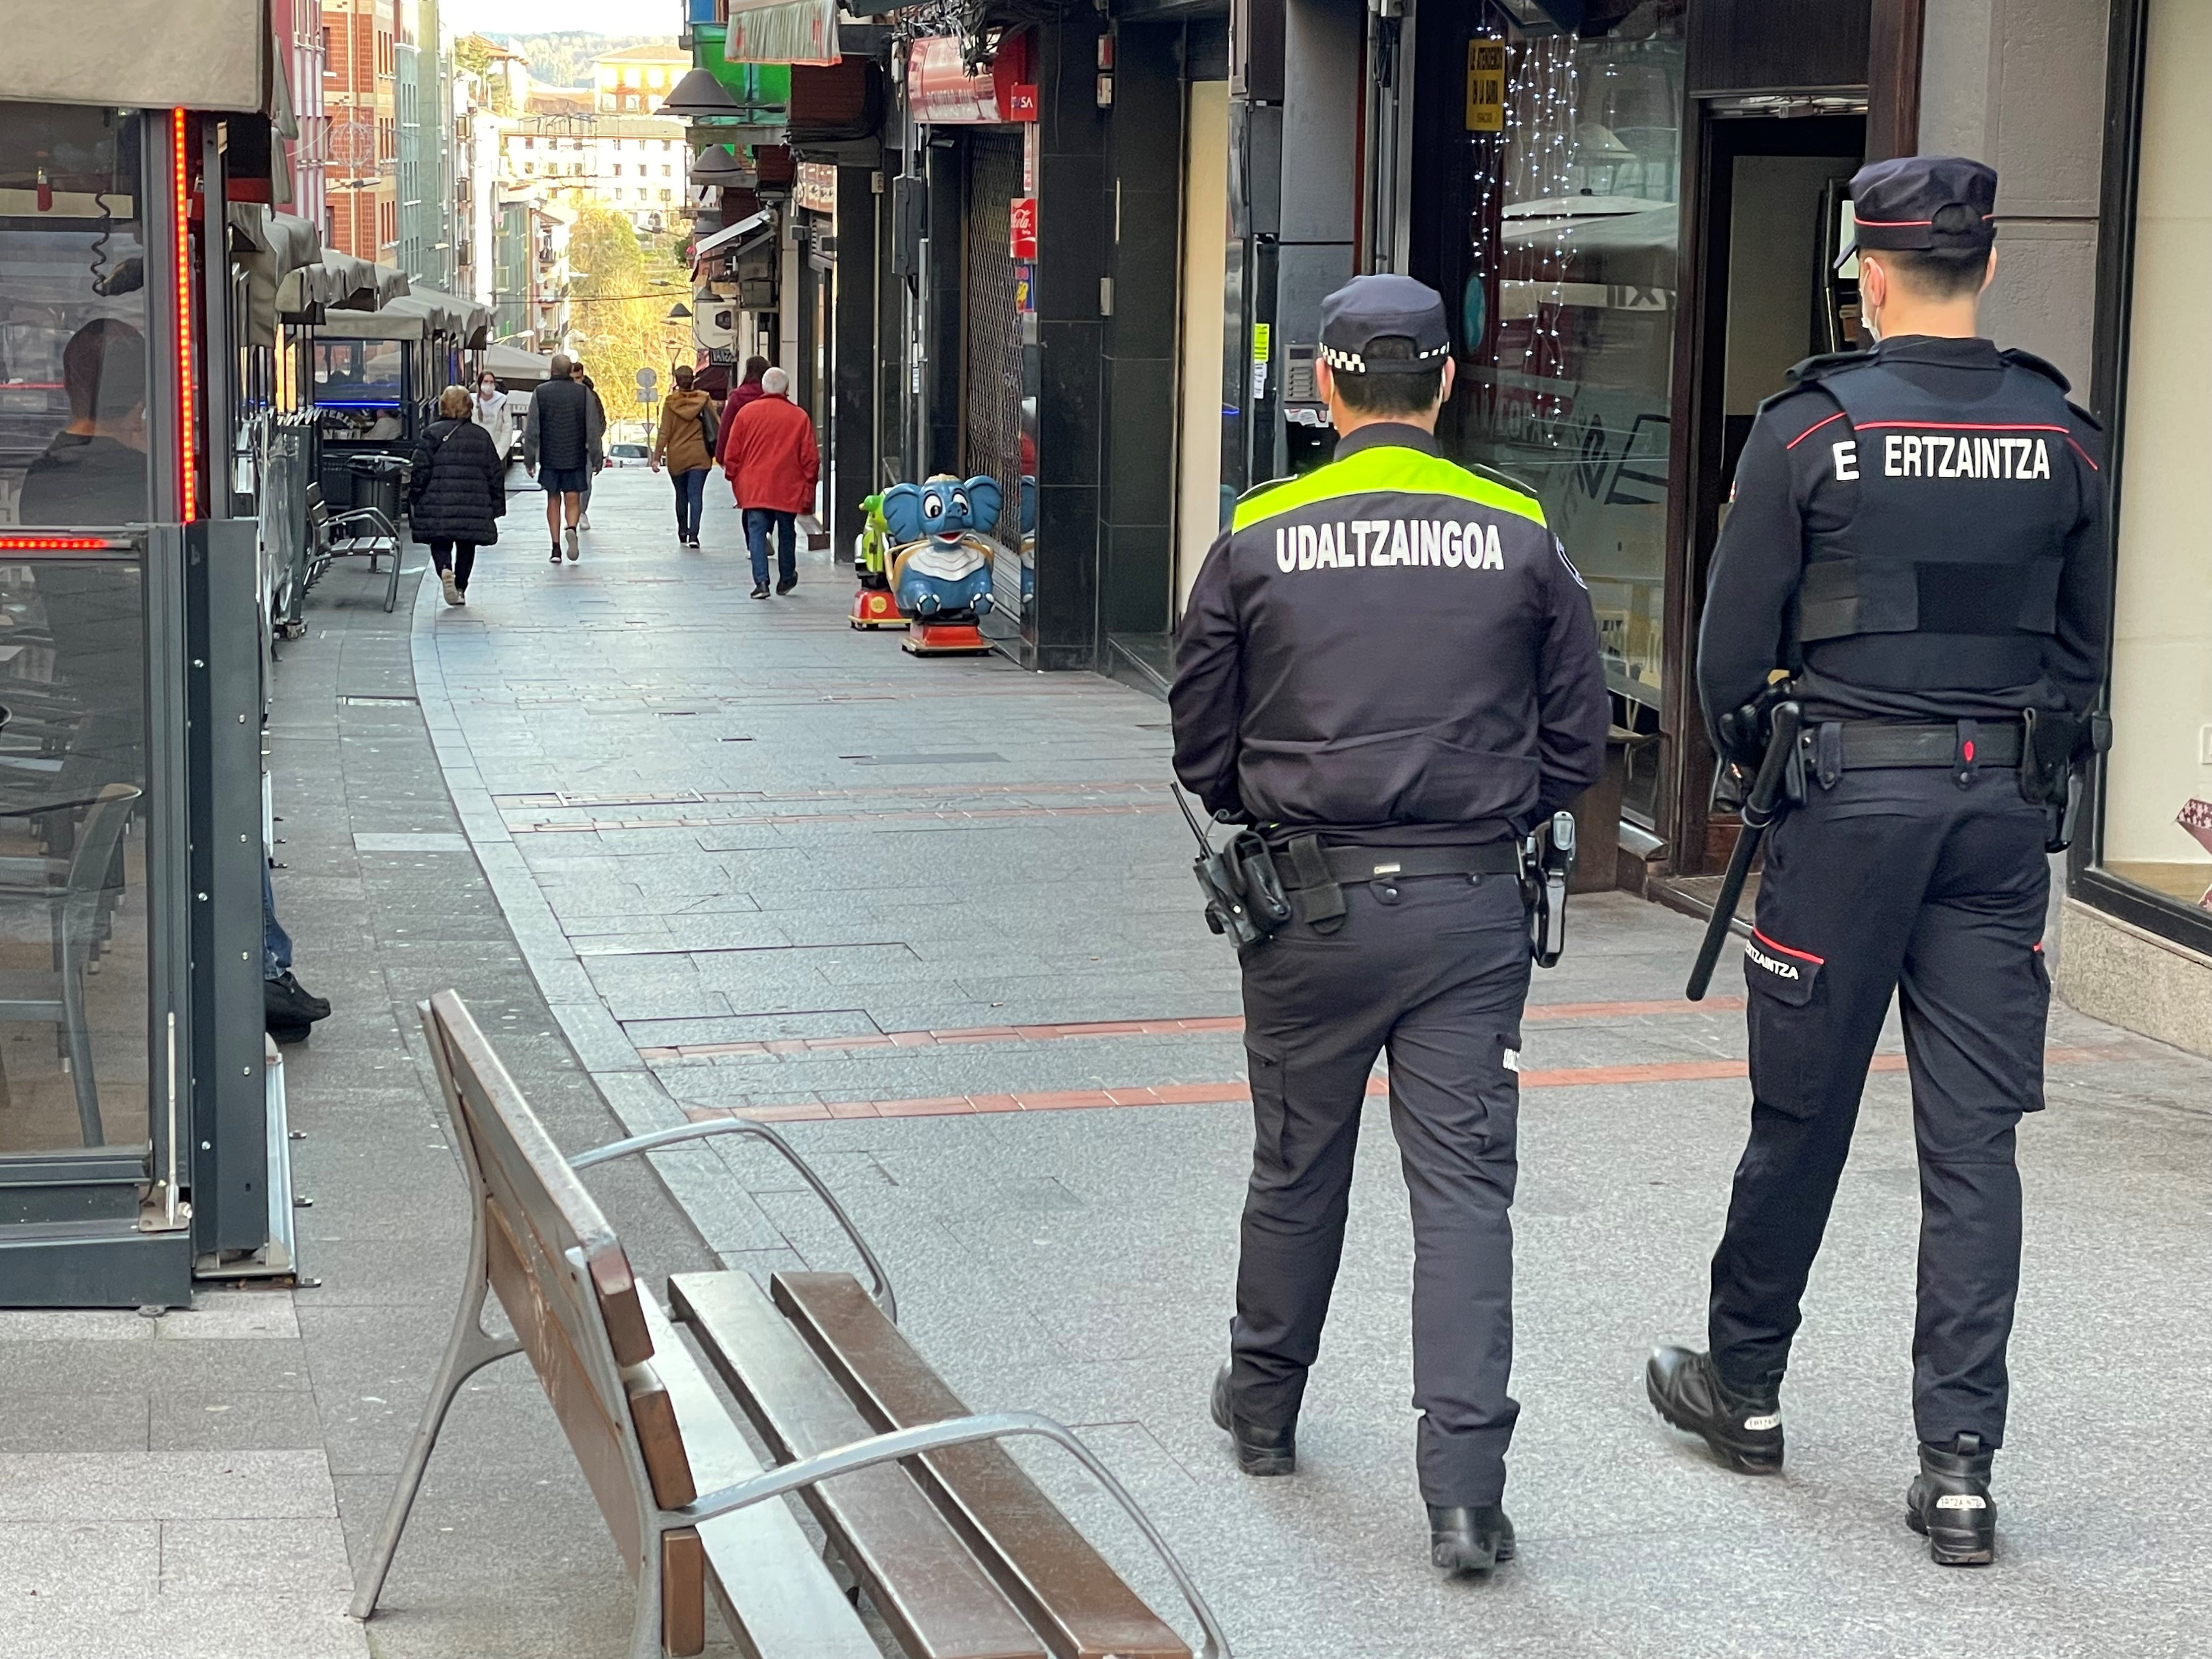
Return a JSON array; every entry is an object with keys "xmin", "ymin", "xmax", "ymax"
[{"xmin": 391, "ymin": 468, "xmax": 2212, "ymax": 1657}]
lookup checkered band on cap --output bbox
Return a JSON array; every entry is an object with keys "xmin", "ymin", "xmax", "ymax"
[{"xmin": 1322, "ymin": 340, "xmax": 1449, "ymax": 374}]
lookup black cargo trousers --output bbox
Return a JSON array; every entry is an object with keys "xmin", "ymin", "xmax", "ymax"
[
  {"xmin": 1228, "ymin": 867, "xmax": 1530, "ymax": 1509},
  {"xmin": 1710, "ymin": 763, "xmax": 2052, "ymax": 1448}
]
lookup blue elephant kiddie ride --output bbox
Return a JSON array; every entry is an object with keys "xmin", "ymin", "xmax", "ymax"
[{"xmin": 879, "ymin": 473, "xmax": 1003, "ymax": 656}]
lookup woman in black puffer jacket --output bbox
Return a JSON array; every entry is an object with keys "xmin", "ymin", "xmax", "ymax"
[{"xmin": 409, "ymin": 384, "xmax": 506, "ymax": 607}]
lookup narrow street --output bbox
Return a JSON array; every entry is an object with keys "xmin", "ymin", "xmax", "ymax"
[{"xmin": 320, "ymin": 466, "xmax": 2210, "ymax": 1657}]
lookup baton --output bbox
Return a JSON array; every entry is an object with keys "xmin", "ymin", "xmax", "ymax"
[{"xmin": 1686, "ymin": 701, "xmax": 1802, "ymax": 1001}]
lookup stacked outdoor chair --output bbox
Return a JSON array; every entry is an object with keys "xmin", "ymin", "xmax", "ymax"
[
  {"xmin": 353, "ymin": 990, "xmax": 1226, "ymax": 1659},
  {"xmin": 303, "ymin": 479, "xmax": 405, "ymax": 612},
  {"xmin": 0, "ymin": 782, "xmax": 140, "ymax": 1146}
]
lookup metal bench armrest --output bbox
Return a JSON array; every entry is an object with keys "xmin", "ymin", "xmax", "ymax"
[
  {"xmin": 572, "ymin": 1120, "xmax": 897, "ymax": 1323},
  {"xmin": 326, "ymin": 507, "xmax": 399, "ymax": 542},
  {"xmin": 678, "ymin": 1410, "xmax": 1229, "ymax": 1659}
]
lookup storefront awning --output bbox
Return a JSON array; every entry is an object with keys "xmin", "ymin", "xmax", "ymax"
[
  {"xmin": 232, "ymin": 206, "xmax": 325, "ymax": 346},
  {"xmin": 276, "ymin": 249, "xmax": 409, "ymax": 322},
  {"xmin": 484, "ymin": 343, "xmax": 552, "ymax": 385},
  {"xmin": 317, "ymin": 288, "xmax": 493, "ymax": 348},
  {"xmin": 722, "ymin": 0, "xmax": 840, "ymax": 67},
  {"xmin": 7, "ymin": 0, "xmax": 271, "ymax": 114},
  {"xmin": 692, "ymin": 209, "xmax": 773, "ymax": 262}
]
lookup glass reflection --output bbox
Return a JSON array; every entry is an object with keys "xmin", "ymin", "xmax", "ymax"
[
  {"xmin": 2, "ymin": 105, "xmax": 150, "ymax": 530},
  {"xmin": 1441, "ymin": 4, "xmax": 1685, "ymax": 817}
]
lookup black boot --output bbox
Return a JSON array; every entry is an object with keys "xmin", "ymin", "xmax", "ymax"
[
  {"xmin": 1428, "ymin": 1505, "xmax": 1515, "ymax": 1576},
  {"xmin": 266, "ymin": 969, "xmax": 331, "ymax": 1021},
  {"xmin": 265, "ymin": 971, "xmax": 332, "ymax": 1042},
  {"xmin": 1645, "ymin": 1346, "xmax": 1784, "ymax": 1474},
  {"xmin": 1209, "ymin": 1362, "xmax": 1295, "ymax": 1477},
  {"xmin": 1906, "ymin": 1434, "xmax": 1997, "ymax": 1566}
]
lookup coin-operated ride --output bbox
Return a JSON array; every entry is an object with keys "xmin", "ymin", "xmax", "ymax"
[
  {"xmin": 848, "ymin": 493, "xmax": 906, "ymax": 629},
  {"xmin": 881, "ymin": 473, "xmax": 1002, "ymax": 655}
]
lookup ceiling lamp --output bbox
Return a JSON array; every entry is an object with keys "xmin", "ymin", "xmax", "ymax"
[
  {"xmin": 690, "ymin": 145, "xmax": 751, "ymax": 186},
  {"xmin": 659, "ymin": 68, "xmax": 743, "ymax": 120}
]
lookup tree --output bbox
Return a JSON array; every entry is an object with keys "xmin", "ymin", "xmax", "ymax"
[{"xmin": 566, "ymin": 206, "xmax": 692, "ymax": 436}]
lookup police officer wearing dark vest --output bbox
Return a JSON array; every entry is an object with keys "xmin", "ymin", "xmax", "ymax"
[
  {"xmin": 1172, "ymin": 274, "xmax": 1609, "ymax": 1575},
  {"xmin": 1645, "ymin": 158, "xmax": 2110, "ymax": 1565}
]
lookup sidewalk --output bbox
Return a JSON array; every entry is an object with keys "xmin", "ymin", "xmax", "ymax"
[{"xmin": 398, "ymin": 467, "xmax": 2212, "ymax": 1657}]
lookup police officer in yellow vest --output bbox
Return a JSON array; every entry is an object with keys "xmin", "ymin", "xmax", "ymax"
[{"xmin": 1171, "ymin": 274, "xmax": 1610, "ymax": 1575}]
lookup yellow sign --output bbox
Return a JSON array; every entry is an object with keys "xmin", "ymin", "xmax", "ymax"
[
  {"xmin": 1467, "ymin": 40, "xmax": 1505, "ymax": 132},
  {"xmin": 1252, "ymin": 322, "xmax": 1271, "ymax": 365}
]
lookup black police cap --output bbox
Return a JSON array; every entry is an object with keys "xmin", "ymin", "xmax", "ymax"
[
  {"xmin": 1848, "ymin": 155, "xmax": 1997, "ymax": 255},
  {"xmin": 1319, "ymin": 274, "xmax": 1451, "ymax": 374}
]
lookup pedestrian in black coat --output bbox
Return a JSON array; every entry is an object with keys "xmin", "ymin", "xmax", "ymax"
[{"xmin": 410, "ymin": 385, "xmax": 505, "ymax": 607}]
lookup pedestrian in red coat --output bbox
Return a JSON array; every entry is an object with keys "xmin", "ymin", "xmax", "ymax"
[{"xmin": 725, "ymin": 367, "xmax": 818, "ymax": 598}]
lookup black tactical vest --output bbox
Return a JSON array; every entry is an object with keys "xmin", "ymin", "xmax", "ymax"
[{"xmin": 1791, "ymin": 352, "xmax": 2084, "ymax": 693}]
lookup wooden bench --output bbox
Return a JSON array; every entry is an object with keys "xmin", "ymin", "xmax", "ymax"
[
  {"xmin": 351, "ymin": 990, "xmax": 1226, "ymax": 1659},
  {"xmin": 304, "ymin": 479, "xmax": 405, "ymax": 612}
]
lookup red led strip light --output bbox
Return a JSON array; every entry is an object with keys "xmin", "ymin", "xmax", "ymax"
[
  {"xmin": 173, "ymin": 108, "xmax": 195, "ymax": 525},
  {"xmin": 0, "ymin": 536, "xmax": 122, "ymax": 551}
]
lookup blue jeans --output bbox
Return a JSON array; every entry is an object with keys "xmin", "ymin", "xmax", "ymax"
[
  {"xmin": 263, "ymin": 861, "xmax": 292, "ymax": 981},
  {"xmin": 671, "ymin": 468, "xmax": 707, "ymax": 539},
  {"xmin": 744, "ymin": 508, "xmax": 797, "ymax": 586}
]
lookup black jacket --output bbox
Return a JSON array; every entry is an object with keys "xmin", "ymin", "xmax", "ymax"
[
  {"xmin": 522, "ymin": 375, "xmax": 599, "ymax": 472},
  {"xmin": 1171, "ymin": 424, "xmax": 1610, "ymax": 845},
  {"xmin": 409, "ymin": 418, "xmax": 506, "ymax": 545},
  {"xmin": 1698, "ymin": 336, "xmax": 2108, "ymax": 738}
]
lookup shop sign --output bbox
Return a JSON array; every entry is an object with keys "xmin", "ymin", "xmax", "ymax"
[
  {"xmin": 1009, "ymin": 197, "xmax": 1037, "ymax": 260},
  {"xmin": 1466, "ymin": 39, "xmax": 1506, "ymax": 132},
  {"xmin": 796, "ymin": 162, "xmax": 837, "ymax": 215},
  {"xmin": 726, "ymin": 0, "xmax": 841, "ymax": 66},
  {"xmin": 908, "ymin": 35, "xmax": 1039, "ymax": 124}
]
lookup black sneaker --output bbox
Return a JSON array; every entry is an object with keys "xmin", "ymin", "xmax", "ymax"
[
  {"xmin": 776, "ymin": 576, "xmax": 797, "ymax": 594},
  {"xmin": 750, "ymin": 582, "xmax": 771, "ymax": 599},
  {"xmin": 1209, "ymin": 1361, "xmax": 1296, "ymax": 1477},
  {"xmin": 1645, "ymin": 1346, "xmax": 1784, "ymax": 1474},
  {"xmin": 549, "ymin": 543, "xmax": 562, "ymax": 564},
  {"xmin": 1906, "ymin": 1434, "xmax": 1997, "ymax": 1566},
  {"xmin": 1428, "ymin": 1505, "xmax": 1516, "ymax": 1576}
]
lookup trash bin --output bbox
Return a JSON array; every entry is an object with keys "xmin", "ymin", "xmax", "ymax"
[{"xmin": 347, "ymin": 454, "xmax": 409, "ymax": 530}]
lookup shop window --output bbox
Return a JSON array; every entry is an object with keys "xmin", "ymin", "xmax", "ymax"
[
  {"xmin": 2096, "ymin": 0, "xmax": 2212, "ymax": 922},
  {"xmin": 0, "ymin": 104, "xmax": 154, "ymax": 1152},
  {"xmin": 1427, "ymin": 7, "xmax": 1686, "ymax": 816}
]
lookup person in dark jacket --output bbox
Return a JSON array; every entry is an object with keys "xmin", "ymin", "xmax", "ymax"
[
  {"xmin": 1172, "ymin": 275, "xmax": 1609, "ymax": 1579},
  {"xmin": 522, "ymin": 354, "xmax": 599, "ymax": 564},
  {"xmin": 410, "ymin": 385, "xmax": 506, "ymax": 607},
  {"xmin": 716, "ymin": 355, "xmax": 770, "ymax": 503}
]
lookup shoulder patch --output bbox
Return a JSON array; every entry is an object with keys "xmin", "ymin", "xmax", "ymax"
[
  {"xmin": 1785, "ymin": 349, "xmax": 1873, "ymax": 388},
  {"xmin": 2000, "ymin": 347, "xmax": 2073, "ymax": 394},
  {"xmin": 2065, "ymin": 398, "xmax": 2104, "ymax": 434},
  {"xmin": 1755, "ymin": 379, "xmax": 1846, "ymax": 442}
]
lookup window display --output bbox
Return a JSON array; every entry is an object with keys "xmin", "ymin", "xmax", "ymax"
[
  {"xmin": 2095, "ymin": 0, "xmax": 2212, "ymax": 920},
  {"xmin": 1434, "ymin": 4, "xmax": 1685, "ymax": 817}
]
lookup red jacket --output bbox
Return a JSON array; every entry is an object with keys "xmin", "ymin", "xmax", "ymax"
[
  {"xmin": 715, "ymin": 378, "xmax": 765, "ymax": 471},
  {"xmin": 726, "ymin": 393, "xmax": 818, "ymax": 513}
]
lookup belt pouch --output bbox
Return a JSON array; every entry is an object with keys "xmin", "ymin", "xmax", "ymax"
[{"xmin": 1285, "ymin": 833, "xmax": 1345, "ymax": 934}]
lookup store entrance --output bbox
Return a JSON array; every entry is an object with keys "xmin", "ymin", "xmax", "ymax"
[{"xmin": 1662, "ymin": 109, "xmax": 1864, "ymax": 882}]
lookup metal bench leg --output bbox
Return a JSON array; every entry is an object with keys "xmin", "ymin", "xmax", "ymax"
[
  {"xmin": 386, "ymin": 547, "xmax": 401, "ymax": 612},
  {"xmin": 348, "ymin": 1264, "xmax": 521, "ymax": 1619}
]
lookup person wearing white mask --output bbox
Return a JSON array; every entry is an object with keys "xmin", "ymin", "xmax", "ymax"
[{"xmin": 471, "ymin": 371, "xmax": 515, "ymax": 466}]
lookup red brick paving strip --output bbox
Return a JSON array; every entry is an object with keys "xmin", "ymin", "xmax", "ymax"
[
  {"xmin": 635, "ymin": 998, "xmax": 1749, "ymax": 1063},
  {"xmin": 679, "ymin": 1046, "xmax": 2109, "ymax": 1124}
]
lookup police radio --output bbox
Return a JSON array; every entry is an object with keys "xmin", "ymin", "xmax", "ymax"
[
  {"xmin": 1173, "ymin": 786, "xmax": 1291, "ymax": 949},
  {"xmin": 1522, "ymin": 811, "xmax": 1577, "ymax": 969}
]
